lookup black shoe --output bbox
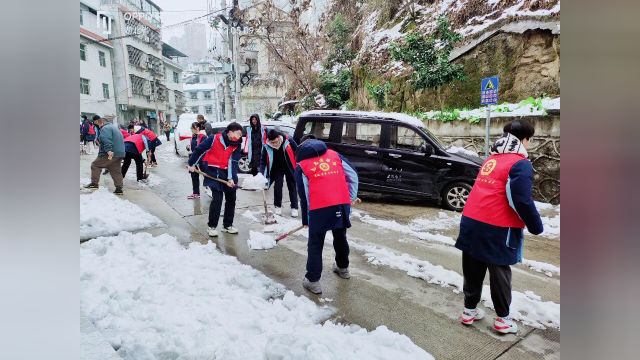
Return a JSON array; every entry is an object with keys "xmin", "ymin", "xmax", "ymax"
[
  {"xmin": 113, "ymin": 187, "xmax": 123, "ymax": 195},
  {"xmin": 83, "ymin": 183, "xmax": 99, "ymax": 189}
]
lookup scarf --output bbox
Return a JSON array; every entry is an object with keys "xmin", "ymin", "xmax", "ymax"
[{"xmin": 490, "ymin": 133, "xmax": 528, "ymax": 158}]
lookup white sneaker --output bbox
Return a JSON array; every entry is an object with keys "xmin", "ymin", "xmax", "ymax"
[
  {"xmin": 302, "ymin": 277, "xmax": 322, "ymax": 294},
  {"xmin": 460, "ymin": 308, "xmax": 485, "ymax": 325},
  {"xmin": 494, "ymin": 317, "xmax": 518, "ymax": 334},
  {"xmin": 274, "ymin": 207, "xmax": 282, "ymax": 216},
  {"xmin": 291, "ymin": 208, "xmax": 299, "ymax": 217},
  {"xmin": 221, "ymin": 226, "xmax": 238, "ymax": 234},
  {"xmin": 207, "ymin": 227, "xmax": 218, "ymax": 237}
]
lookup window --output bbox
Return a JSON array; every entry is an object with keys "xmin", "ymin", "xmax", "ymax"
[
  {"xmin": 303, "ymin": 121, "xmax": 332, "ymax": 140},
  {"xmin": 342, "ymin": 122, "xmax": 381, "ymax": 147},
  {"xmin": 173, "ymin": 71, "xmax": 179, "ymax": 83},
  {"xmin": 98, "ymin": 51, "xmax": 106, "ymax": 67},
  {"xmin": 205, "ymin": 105, "xmax": 212, "ymax": 114},
  {"xmin": 191, "ymin": 106, "xmax": 199, "ymax": 113},
  {"xmin": 80, "ymin": 44, "xmax": 86, "ymax": 61},
  {"xmin": 80, "ymin": 9, "xmax": 83, "ymax": 25},
  {"xmin": 80, "ymin": 78, "xmax": 90, "ymax": 95},
  {"xmin": 390, "ymin": 126, "xmax": 426, "ymax": 152},
  {"xmin": 102, "ymin": 83, "xmax": 110, "ymax": 99},
  {"xmin": 190, "ymin": 92, "xmax": 197, "ymax": 99},
  {"xmin": 204, "ymin": 91, "xmax": 211, "ymax": 99}
]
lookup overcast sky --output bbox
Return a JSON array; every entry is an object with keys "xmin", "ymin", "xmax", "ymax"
[{"xmin": 153, "ymin": 0, "xmax": 213, "ymax": 41}]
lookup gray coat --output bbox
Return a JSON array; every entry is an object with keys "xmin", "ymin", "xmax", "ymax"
[{"xmin": 98, "ymin": 123, "xmax": 125, "ymax": 158}]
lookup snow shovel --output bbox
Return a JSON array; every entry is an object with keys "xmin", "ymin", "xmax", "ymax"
[
  {"xmin": 193, "ymin": 166, "xmax": 237, "ymax": 188},
  {"xmin": 275, "ymin": 225, "xmax": 305, "ymax": 242},
  {"xmin": 141, "ymin": 153, "xmax": 150, "ymax": 180},
  {"xmin": 262, "ymin": 189, "xmax": 277, "ymax": 225}
]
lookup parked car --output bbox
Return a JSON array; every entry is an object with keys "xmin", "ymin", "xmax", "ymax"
[
  {"xmin": 293, "ymin": 110, "xmax": 483, "ymax": 211},
  {"xmin": 237, "ymin": 121, "xmax": 296, "ymax": 173}
]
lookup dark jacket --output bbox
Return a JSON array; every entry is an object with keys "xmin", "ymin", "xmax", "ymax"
[
  {"xmin": 188, "ymin": 133, "xmax": 243, "ymax": 192},
  {"xmin": 295, "ymin": 140, "xmax": 359, "ymax": 234},
  {"xmin": 246, "ymin": 114, "xmax": 266, "ymax": 168},
  {"xmin": 81, "ymin": 120, "xmax": 96, "ymax": 142},
  {"xmin": 455, "ymin": 144, "xmax": 543, "ymax": 265},
  {"xmin": 260, "ymin": 133, "xmax": 298, "ymax": 179},
  {"xmin": 199, "ymin": 120, "xmax": 213, "ymax": 137}
]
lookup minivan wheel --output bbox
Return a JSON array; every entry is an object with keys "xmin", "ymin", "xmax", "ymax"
[
  {"xmin": 442, "ymin": 182, "xmax": 472, "ymax": 212},
  {"xmin": 238, "ymin": 156, "xmax": 251, "ymax": 173}
]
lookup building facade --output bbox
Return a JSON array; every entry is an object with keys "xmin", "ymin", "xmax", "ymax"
[
  {"xmin": 80, "ymin": 0, "xmax": 117, "ymax": 119},
  {"xmin": 162, "ymin": 43, "xmax": 187, "ymax": 125},
  {"xmin": 98, "ymin": 0, "xmax": 166, "ymax": 132},
  {"xmin": 183, "ymin": 60, "xmax": 229, "ymax": 122}
]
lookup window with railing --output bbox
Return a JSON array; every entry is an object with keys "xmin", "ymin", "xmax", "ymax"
[
  {"xmin": 130, "ymin": 74, "xmax": 147, "ymax": 96},
  {"xmin": 127, "ymin": 45, "xmax": 144, "ymax": 68}
]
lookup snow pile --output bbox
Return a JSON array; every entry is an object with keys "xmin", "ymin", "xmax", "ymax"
[
  {"xmin": 247, "ymin": 230, "xmax": 277, "ymax": 250},
  {"xmin": 528, "ymin": 202, "xmax": 560, "ymax": 239},
  {"xmin": 242, "ymin": 173, "xmax": 268, "ymax": 190},
  {"xmin": 446, "ymin": 146, "xmax": 479, "ymax": 157},
  {"xmin": 411, "ymin": 211, "xmax": 461, "ymax": 232},
  {"xmin": 458, "ymin": 0, "xmax": 561, "ymax": 36},
  {"xmin": 522, "ymin": 259, "xmax": 560, "ymax": 277},
  {"xmin": 359, "ymin": 215, "xmax": 456, "ymax": 245},
  {"xmin": 352, "ymin": 241, "xmax": 560, "ymax": 329},
  {"xmin": 81, "ymin": 232, "xmax": 434, "ymax": 359},
  {"xmin": 422, "ymin": 97, "xmax": 560, "ymax": 121},
  {"xmin": 80, "ymin": 189, "xmax": 162, "ymax": 239}
]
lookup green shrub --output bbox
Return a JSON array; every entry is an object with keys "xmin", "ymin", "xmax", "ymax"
[{"xmin": 365, "ymin": 82, "xmax": 392, "ymax": 109}]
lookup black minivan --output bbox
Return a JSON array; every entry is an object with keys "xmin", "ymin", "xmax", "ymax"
[{"xmin": 293, "ymin": 110, "xmax": 483, "ymax": 211}]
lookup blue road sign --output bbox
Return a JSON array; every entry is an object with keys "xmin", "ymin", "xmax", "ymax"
[{"xmin": 481, "ymin": 76, "xmax": 499, "ymax": 105}]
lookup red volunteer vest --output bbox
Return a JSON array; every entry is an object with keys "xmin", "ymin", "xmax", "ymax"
[
  {"xmin": 299, "ymin": 149, "xmax": 351, "ymax": 210},
  {"xmin": 140, "ymin": 128, "xmax": 157, "ymax": 141},
  {"xmin": 462, "ymin": 153, "xmax": 527, "ymax": 228},
  {"xmin": 124, "ymin": 133, "xmax": 145, "ymax": 154},
  {"xmin": 88, "ymin": 124, "xmax": 96, "ymax": 135},
  {"xmin": 120, "ymin": 129, "xmax": 130, "ymax": 139},
  {"xmin": 202, "ymin": 133, "xmax": 238, "ymax": 169}
]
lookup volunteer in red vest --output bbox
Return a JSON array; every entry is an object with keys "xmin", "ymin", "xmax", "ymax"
[
  {"xmin": 135, "ymin": 125, "xmax": 161, "ymax": 167},
  {"xmin": 186, "ymin": 122, "xmax": 207, "ymax": 199},
  {"xmin": 260, "ymin": 129, "xmax": 299, "ymax": 217},
  {"xmin": 295, "ymin": 135, "xmax": 360, "ymax": 294},
  {"xmin": 243, "ymin": 114, "xmax": 267, "ymax": 176},
  {"xmin": 187, "ymin": 122, "xmax": 244, "ymax": 237},
  {"xmin": 455, "ymin": 120, "xmax": 543, "ymax": 334},
  {"xmin": 121, "ymin": 127, "xmax": 150, "ymax": 182}
]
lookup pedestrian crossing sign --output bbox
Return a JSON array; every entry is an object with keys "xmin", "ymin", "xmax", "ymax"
[{"xmin": 481, "ymin": 76, "xmax": 499, "ymax": 105}]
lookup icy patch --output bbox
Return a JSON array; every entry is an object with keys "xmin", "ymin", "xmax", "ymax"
[
  {"xmin": 80, "ymin": 189, "xmax": 163, "ymax": 239},
  {"xmin": 80, "ymin": 232, "xmax": 433, "ymax": 359},
  {"xmin": 241, "ymin": 173, "xmax": 268, "ymax": 190},
  {"xmin": 410, "ymin": 211, "xmax": 461, "ymax": 232},
  {"xmin": 352, "ymin": 241, "xmax": 560, "ymax": 329},
  {"xmin": 247, "ymin": 230, "xmax": 277, "ymax": 250},
  {"xmin": 522, "ymin": 259, "xmax": 560, "ymax": 277},
  {"xmin": 241, "ymin": 210, "xmax": 260, "ymax": 222},
  {"xmin": 359, "ymin": 215, "xmax": 456, "ymax": 245}
]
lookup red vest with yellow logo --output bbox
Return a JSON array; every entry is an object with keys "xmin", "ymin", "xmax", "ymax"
[
  {"xmin": 124, "ymin": 133, "xmax": 146, "ymax": 154},
  {"xmin": 299, "ymin": 149, "xmax": 351, "ymax": 210},
  {"xmin": 202, "ymin": 133, "xmax": 237, "ymax": 169},
  {"xmin": 462, "ymin": 153, "xmax": 526, "ymax": 228}
]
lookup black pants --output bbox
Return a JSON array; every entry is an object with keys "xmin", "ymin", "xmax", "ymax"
[
  {"xmin": 250, "ymin": 166, "xmax": 259, "ymax": 176},
  {"xmin": 462, "ymin": 252, "xmax": 512, "ymax": 318},
  {"xmin": 208, "ymin": 186, "xmax": 236, "ymax": 229},
  {"xmin": 121, "ymin": 152, "xmax": 144, "ymax": 181},
  {"xmin": 271, "ymin": 170, "xmax": 298, "ymax": 209},
  {"xmin": 306, "ymin": 228, "xmax": 349, "ymax": 282},
  {"xmin": 165, "ymin": 131, "xmax": 170, "ymax": 141},
  {"xmin": 150, "ymin": 151, "xmax": 157, "ymax": 164},
  {"xmin": 190, "ymin": 172, "xmax": 200, "ymax": 195}
]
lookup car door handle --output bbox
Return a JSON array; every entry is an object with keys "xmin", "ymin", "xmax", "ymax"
[
  {"xmin": 389, "ymin": 153, "xmax": 402, "ymax": 158},
  {"xmin": 364, "ymin": 150, "xmax": 377, "ymax": 155}
]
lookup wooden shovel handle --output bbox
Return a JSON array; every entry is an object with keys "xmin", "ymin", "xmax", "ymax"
[{"xmin": 275, "ymin": 225, "xmax": 305, "ymax": 242}]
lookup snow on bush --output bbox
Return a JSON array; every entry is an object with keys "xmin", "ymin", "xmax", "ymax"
[
  {"xmin": 80, "ymin": 232, "xmax": 433, "ymax": 359},
  {"xmin": 80, "ymin": 189, "xmax": 162, "ymax": 239},
  {"xmin": 352, "ymin": 241, "xmax": 560, "ymax": 329}
]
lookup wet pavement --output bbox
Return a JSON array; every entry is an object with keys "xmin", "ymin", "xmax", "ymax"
[{"xmin": 80, "ymin": 141, "xmax": 560, "ymax": 360}]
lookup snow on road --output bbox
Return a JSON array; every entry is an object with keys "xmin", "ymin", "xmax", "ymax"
[
  {"xmin": 351, "ymin": 241, "xmax": 560, "ymax": 330},
  {"xmin": 359, "ymin": 215, "xmax": 456, "ymax": 245},
  {"xmin": 80, "ymin": 189, "xmax": 163, "ymax": 239},
  {"xmin": 248, "ymin": 230, "xmax": 277, "ymax": 250},
  {"xmin": 81, "ymin": 232, "xmax": 434, "ymax": 360}
]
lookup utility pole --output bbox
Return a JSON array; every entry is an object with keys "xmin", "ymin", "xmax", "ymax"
[
  {"xmin": 221, "ymin": 0, "xmax": 232, "ymax": 122},
  {"xmin": 231, "ymin": 0, "xmax": 242, "ymax": 122}
]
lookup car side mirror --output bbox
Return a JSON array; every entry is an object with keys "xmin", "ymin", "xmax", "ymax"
[{"xmin": 420, "ymin": 143, "xmax": 434, "ymax": 156}]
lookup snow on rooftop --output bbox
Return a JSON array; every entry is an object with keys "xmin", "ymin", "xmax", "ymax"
[{"xmin": 300, "ymin": 110, "xmax": 426, "ymax": 128}]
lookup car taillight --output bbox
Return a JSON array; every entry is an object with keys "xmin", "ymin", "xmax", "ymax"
[{"xmin": 179, "ymin": 135, "xmax": 191, "ymax": 141}]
